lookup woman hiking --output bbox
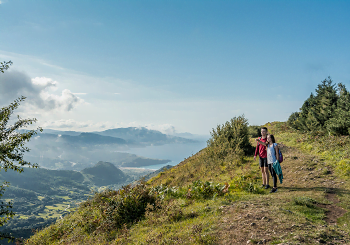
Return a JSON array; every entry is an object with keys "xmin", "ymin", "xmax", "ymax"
[{"xmin": 256, "ymin": 134, "xmax": 279, "ymax": 193}]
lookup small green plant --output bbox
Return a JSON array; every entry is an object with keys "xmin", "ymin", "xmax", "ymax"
[
  {"xmin": 293, "ymin": 196, "xmax": 317, "ymax": 208},
  {"xmin": 229, "ymin": 175, "xmax": 264, "ymax": 194},
  {"xmin": 150, "ymin": 180, "xmax": 229, "ymax": 201},
  {"xmin": 336, "ymin": 159, "xmax": 350, "ymax": 177},
  {"xmin": 187, "ymin": 180, "xmax": 228, "ymax": 200}
]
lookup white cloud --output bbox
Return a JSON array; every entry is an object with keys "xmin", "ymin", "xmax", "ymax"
[
  {"xmin": 0, "ymin": 72, "xmax": 83, "ymax": 112},
  {"xmin": 31, "ymin": 76, "xmax": 57, "ymax": 88}
]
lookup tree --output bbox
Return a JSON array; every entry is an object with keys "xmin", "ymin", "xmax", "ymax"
[
  {"xmin": 0, "ymin": 62, "xmax": 42, "ymax": 241},
  {"xmin": 288, "ymin": 77, "xmax": 350, "ymax": 135},
  {"xmin": 326, "ymin": 83, "xmax": 350, "ymax": 135},
  {"xmin": 0, "ymin": 61, "xmax": 13, "ymax": 73},
  {"xmin": 288, "ymin": 77, "xmax": 338, "ymax": 133}
]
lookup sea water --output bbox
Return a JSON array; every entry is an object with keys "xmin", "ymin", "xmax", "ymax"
[{"xmin": 120, "ymin": 141, "xmax": 208, "ymax": 170}]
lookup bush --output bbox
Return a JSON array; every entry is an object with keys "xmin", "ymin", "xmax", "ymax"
[
  {"xmin": 207, "ymin": 115, "xmax": 254, "ymax": 162},
  {"xmin": 81, "ymin": 182, "xmax": 159, "ymax": 233},
  {"xmin": 248, "ymin": 125, "xmax": 261, "ymax": 138}
]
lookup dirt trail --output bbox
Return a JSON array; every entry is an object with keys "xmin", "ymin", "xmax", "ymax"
[
  {"xmin": 216, "ymin": 143, "xmax": 350, "ymax": 244},
  {"xmin": 317, "ymin": 191, "xmax": 347, "ymax": 225}
]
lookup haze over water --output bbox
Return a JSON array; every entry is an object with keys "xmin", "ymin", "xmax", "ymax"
[{"xmin": 121, "ymin": 141, "xmax": 208, "ymax": 169}]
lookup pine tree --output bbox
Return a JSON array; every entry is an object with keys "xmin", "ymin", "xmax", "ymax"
[
  {"xmin": 288, "ymin": 77, "xmax": 338, "ymax": 133},
  {"xmin": 326, "ymin": 83, "xmax": 350, "ymax": 135}
]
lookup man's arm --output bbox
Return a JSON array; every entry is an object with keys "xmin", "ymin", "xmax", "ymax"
[{"xmin": 255, "ymin": 139, "xmax": 268, "ymax": 146}]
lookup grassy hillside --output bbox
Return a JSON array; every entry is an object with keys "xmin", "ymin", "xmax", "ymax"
[{"xmin": 24, "ymin": 119, "xmax": 350, "ymax": 244}]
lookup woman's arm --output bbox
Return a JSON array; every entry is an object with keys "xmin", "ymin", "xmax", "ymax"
[
  {"xmin": 255, "ymin": 138, "xmax": 268, "ymax": 146},
  {"xmin": 274, "ymin": 145, "xmax": 279, "ymax": 162}
]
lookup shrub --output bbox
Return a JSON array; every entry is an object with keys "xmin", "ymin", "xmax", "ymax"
[
  {"xmin": 81, "ymin": 182, "xmax": 159, "ymax": 233},
  {"xmin": 207, "ymin": 115, "xmax": 254, "ymax": 162},
  {"xmin": 248, "ymin": 125, "xmax": 261, "ymax": 138}
]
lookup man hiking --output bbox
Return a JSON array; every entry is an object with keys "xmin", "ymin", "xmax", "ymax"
[{"xmin": 254, "ymin": 127, "xmax": 270, "ymax": 189}]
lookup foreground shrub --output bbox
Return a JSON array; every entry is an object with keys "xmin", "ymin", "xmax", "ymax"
[{"xmin": 86, "ymin": 183, "xmax": 159, "ymax": 231}]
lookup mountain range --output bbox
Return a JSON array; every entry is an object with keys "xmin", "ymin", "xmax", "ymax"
[{"xmin": 20, "ymin": 127, "xmax": 202, "ymax": 171}]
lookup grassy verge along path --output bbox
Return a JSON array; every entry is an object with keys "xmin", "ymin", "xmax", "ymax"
[{"xmin": 215, "ymin": 142, "xmax": 350, "ymax": 244}]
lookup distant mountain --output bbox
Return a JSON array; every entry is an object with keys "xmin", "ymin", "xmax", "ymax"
[
  {"xmin": 42, "ymin": 129, "xmax": 82, "ymax": 136},
  {"xmin": 19, "ymin": 127, "xmax": 203, "ymax": 171},
  {"xmin": 37, "ymin": 132, "xmax": 127, "ymax": 145},
  {"xmin": 95, "ymin": 127, "xmax": 198, "ymax": 145},
  {"xmin": 81, "ymin": 161, "xmax": 128, "ymax": 186}
]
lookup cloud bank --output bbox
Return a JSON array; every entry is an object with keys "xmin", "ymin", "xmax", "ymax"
[
  {"xmin": 40, "ymin": 119, "xmax": 177, "ymax": 134},
  {"xmin": 0, "ymin": 71, "xmax": 83, "ymax": 111}
]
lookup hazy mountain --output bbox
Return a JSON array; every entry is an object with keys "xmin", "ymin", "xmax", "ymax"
[
  {"xmin": 95, "ymin": 127, "xmax": 198, "ymax": 145},
  {"xmin": 19, "ymin": 127, "xmax": 198, "ymax": 171},
  {"xmin": 37, "ymin": 132, "xmax": 127, "ymax": 145}
]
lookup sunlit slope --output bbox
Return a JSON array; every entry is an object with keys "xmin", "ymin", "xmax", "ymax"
[{"xmin": 25, "ymin": 119, "xmax": 350, "ymax": 245}]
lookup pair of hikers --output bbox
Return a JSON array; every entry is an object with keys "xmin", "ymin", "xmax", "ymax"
[{"xmin": 254, "ymin": 127, "xmax": 282, "ymax": 193}]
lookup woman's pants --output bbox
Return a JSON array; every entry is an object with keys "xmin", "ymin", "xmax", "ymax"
[{"xmin": 268, "ymin": 164, "xmax": 277, "ymax": 188}]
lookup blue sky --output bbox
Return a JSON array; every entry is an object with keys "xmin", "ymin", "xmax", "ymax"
[{"xmin": 1, "ymin": 0, "xmax": 350, "ymax": 134}]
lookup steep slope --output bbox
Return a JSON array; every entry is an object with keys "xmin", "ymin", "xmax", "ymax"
[
  {"xmin": 24, "ymin": 121, "xmax": 350, "ymax": 245},
  {"xmin": 81, "ymin": 161, "xmax": 129, "ymax": 186}
]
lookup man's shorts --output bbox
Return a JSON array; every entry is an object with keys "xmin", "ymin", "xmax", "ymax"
[{"xmin": 259, "ymin": 157, "xmax": 268, "ymax": 168}]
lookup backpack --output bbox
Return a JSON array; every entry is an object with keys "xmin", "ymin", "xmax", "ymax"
[
  {"xmin": 273, "ymin": 143, "xmax": 283, "ymax": 163},
  {"xmin": 278, "ymin": 147, "xmax": 283, "ymax": 163}
]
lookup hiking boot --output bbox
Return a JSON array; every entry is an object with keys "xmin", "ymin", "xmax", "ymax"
[
  {"xmin": 265, "ymin": 185, "xmax": 270, "ymax": 189},
  {"xmin": 261, "ymin": 184, "xmax": 265, "ymax": 188},
  {"xmin": 270, "ymin": 188, "xmax": 277, "ymax": 193}
]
